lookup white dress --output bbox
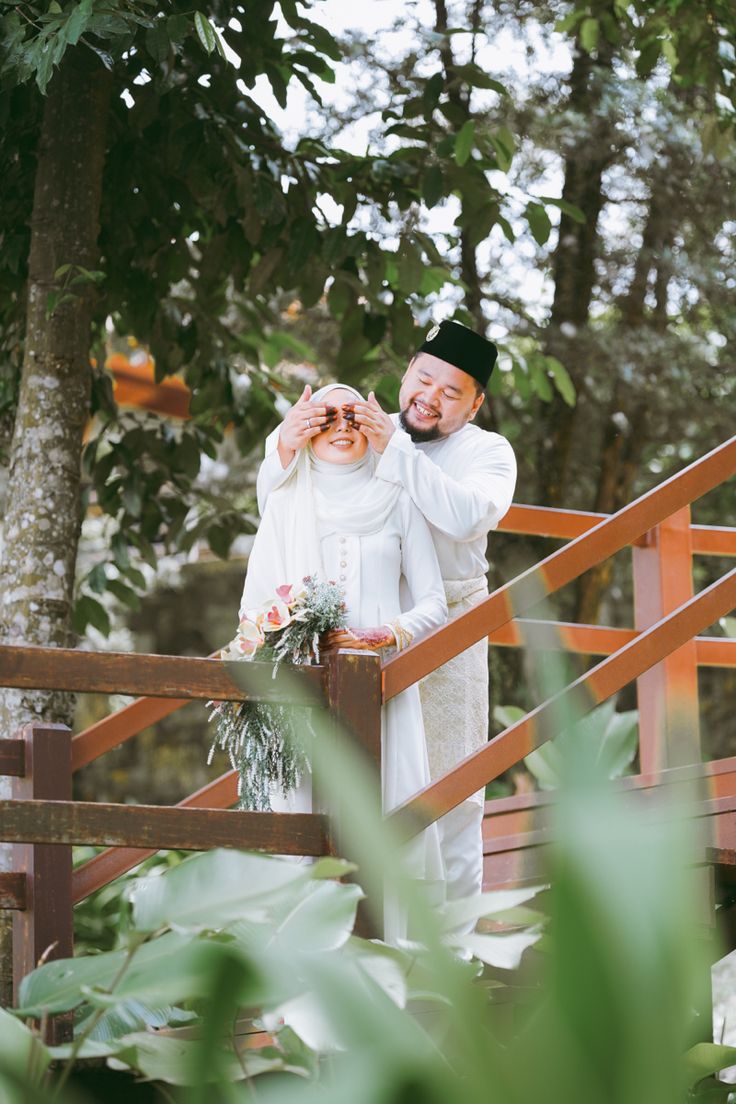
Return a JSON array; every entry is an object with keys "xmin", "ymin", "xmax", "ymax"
[{"xmin": 241, "ymin": 439, "xmax": 448, "ymax": 940}]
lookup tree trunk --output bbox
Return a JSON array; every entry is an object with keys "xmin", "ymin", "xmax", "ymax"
[
  {"xmin": 539, "ymin": 35, "xmax": 619, "ymax": 506},
  {"xmin": 0, "ymin": 50, "xmax": 111, "ymax": 1004},
  {"xmin": 574, "ymin": 155, "xmax": 675, "ymax": 625}
]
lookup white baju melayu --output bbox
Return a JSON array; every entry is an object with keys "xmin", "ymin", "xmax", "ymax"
[
  {"xmin": 243, "ymin": 386, "xmax": 448, "ymax": 943},
  {"xmin": 257, "ymin": 407, "xmax": 517, "ymax": 922}
]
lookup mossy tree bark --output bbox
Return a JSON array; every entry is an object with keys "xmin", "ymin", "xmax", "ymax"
[{"xmin": 0, "ymin": 50, "xmax": 111, "ymax": 1004}]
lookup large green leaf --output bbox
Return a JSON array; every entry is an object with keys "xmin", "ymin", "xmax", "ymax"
[
  {"xmin": 17, "ymin": 931, "xmax": 258, "ymax": 1016},
  {"xmin": 107, "ymin": 1031, "xmax": 289, "ymax": 1085},
  {"xmin": 0, "ymin": 1008, "xmax": 51, "ymax": 1084},
  {"xmin": 524, "ymin": 701, "xmax": 638, "ymax": 790},
  {"xmin": 129, "ymin": 849, "xmax": 353, "ymax": 932},
  {"xmin": 76, "ymin": 998, "xmax": 196, "ymax": 1043},
  {"xmin": 446, "ymin": 930, "xmax": 541, "ymax": 969},
  {"xmin": 439, "ymin": 886, "xmax": 545, "ymax": 933},
  {"xmin": 264, "ymin": 879, "xmax": 363, "ymax": 953},
  {"xmin": 684, "ymin": 1042, "xmax": 736, "ymax": 1087}
]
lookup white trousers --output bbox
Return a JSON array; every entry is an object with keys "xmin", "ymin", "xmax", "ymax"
[{"xmin": 437, "ymin": 800, "xmax": 484, "ymax": 935}]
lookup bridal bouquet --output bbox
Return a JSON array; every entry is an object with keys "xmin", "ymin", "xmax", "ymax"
[{"xmin": 207, "ymin": 578, "xmax": 347, "ymax": 811}]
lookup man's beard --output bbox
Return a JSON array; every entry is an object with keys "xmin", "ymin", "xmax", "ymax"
[{"xmin": 399, "ymin": 407, "xmax": 442, "ymax": 443}]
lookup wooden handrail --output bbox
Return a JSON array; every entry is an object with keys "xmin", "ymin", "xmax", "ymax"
[
  {"xmin": 0, "ymin": 799, "xmax": 330, "ymax": 854},
  {"xmin": 383, "ymin": 434, "xmax": 736, "ymax": 701},
  {"xmin": 388, "ymin": 565, "xmax": 736, "ymax": 836},
  {"xmin": 0, "ymin": 645, "xmax": 326, "ymax": 702}
]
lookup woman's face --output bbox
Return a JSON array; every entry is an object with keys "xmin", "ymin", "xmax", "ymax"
[{"xmin": 310, "ymin": 388, "xmax": 369, "ymax": 464}]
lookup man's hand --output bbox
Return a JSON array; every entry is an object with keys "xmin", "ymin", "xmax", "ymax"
[
  {"xmin": 277, "ymin": 385, "xmax": 336, "ymax": 469},
  {"xmin": 320, "ymin": 625, "xmax": 395, "ymax": 652},
  {"xmin": 346, "ymin": 391, "xmax": 395, "ymax": 455}
]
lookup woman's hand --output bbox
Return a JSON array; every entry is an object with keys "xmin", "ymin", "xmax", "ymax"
[
  {"xmin": 320, "ymin": 626, "xmax": 395, "ymax": 652},
  {"xmin": 277, "ymin": 385, "xmax": 336, "ymax": 468}
]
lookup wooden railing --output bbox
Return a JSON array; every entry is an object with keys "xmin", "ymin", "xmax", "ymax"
[
  {"xmin": 0, "ymin": 433, "xmax": 734, "ymax": 1018},
  {"xmin": 0, "ymin": 648, "xmax": 381, "ymax": 1025}
]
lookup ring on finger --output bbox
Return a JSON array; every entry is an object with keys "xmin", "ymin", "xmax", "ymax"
[{"xmin": 306, "ymin": 418, "xmax": 312, "ymax": 429}]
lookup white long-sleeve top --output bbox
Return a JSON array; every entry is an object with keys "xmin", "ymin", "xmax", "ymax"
[
  {"xmin": 321, "ymin": 490, "xmax": 447, "ymax": 648},
  {"xmin": 256, "ymin": 414, "xmax": 517, "ymax": 581}
]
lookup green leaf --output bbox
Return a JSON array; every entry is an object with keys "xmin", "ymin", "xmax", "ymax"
[
  {"xmin": 194, "ymin": 11, "xmax": 216, "ymax": 54},
  {"xmin": 213, "ymin": 26, "xmax": 229, "ymax": 61},
  {"xmin": 538, "ymin": 196, "xmax": 586, "ymax": 223},
  {"xmin": 0, "ymin": 1007, "xmax": 51, "ymax": 1084},
  {"xmin": 76, "ymin": 998, "xmax": 194, "ymax": 1044},
  {"xmin": 554, "ymin": 11, "xmax": 585, "ymax": 34},
  {"xmin": 451, "ymin": 64, "xmax": 507, "ymax": 95},
  {"xmin": 580, "ymin": 17, "xmax": 600, "ymax": 52},
  {"xmin": 395, "ymin": 240, "xmax": 424, "ymax": 293},
  {"xmin": 73, "ymin": 595, "xmax": 111, "ymax": 637},
  {"xmin": 546, "ymin": 356, "xmax": 577, "ymax": 406},
  {"xmin": 422, "ymin": 165, "xmax": 444, "ymax": 207},
  {"xmin": 86, "ymin": 562, "xmax": 108, "ymax": 594},
  {"xmin": 526, "ymin": 202, "xmax": 552, "ymax": 246},
  {"xmin": 496, "ymin": 124, "xmax": 516, "ymax": 164},
  {"xmin": 106, "ymin": 578, "xmax": 141, "ymax": 610},
  {"xmin": 54, "ymin": 263, "xmax": 72, "ymax": 278},
  {"xmin": 129, "ymin": 849, "xmax": 343, "ymax": 933},
  {"xmin": 463, "ymin": 201, "xmax": 498, "ymax": 248},
  {"xmin": 493, "ymin": 704, "xmax": 525, "ymax": 730},
  {"xmin": 530, "ymin": 358, "xmax": 553, "ymax": 401},
  {"xmin": 454, "ymin": 119, "xmax": 475, "ymax": 167},
  {"xmin": 264, "ymin": 880, "xmax": 363, "ymax": 954},
  {"xmin": 446, "ymin": 930, "xmax": 540, "ymax": 968},
  {"xmin": 106, "ymin": 1031, "xmax": 287, "ymax": 1085},
  {"xmin": 18, "ymin": 932, "xmax": 259, "ymax": 1016},
  {"xmin": 440, "ymin": 887, "xmax": 543, "ymax": 933},
  {"xmin": 121, "ymin": 483, "xmax": 143, "ymax": 518},
  {"xmin": 145, "ymin": 21, "xmax": 170, "ymax": 64},
  {"xmin": 684, "ymin": 1043, "xmax": 736, "ymax": 1087},
  {"xmin": 63, "ymin": 0, "xmax": 92, "ymax": 46}
]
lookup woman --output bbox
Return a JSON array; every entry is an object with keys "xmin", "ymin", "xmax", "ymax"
[{"xmin": 240, "ymin": 383, "xmax": 447, "ymax": 941}]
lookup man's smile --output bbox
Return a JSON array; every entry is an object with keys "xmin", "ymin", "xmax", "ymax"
[{"xmin": 411, "ymin": 400, "xmax": 440, "ymax": 421}]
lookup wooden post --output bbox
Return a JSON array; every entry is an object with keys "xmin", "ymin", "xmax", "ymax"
[
  {"xmin": 12, "ymin": 723, "xmax": 73, "ymax": 1043},
  {"xmin": 327, "ymin": 650, "xmax": 383, "ymax": 937},
  {"xmin": 632, "ymin": 507, "xmax": 701, "ymax": 773},
  {"xmin": 327, "ymin": 649, "xmax": 382, "ymax": 772}
]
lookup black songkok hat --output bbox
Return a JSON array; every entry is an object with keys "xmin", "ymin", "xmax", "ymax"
[{"xmin": 417, "ymin": 320, "xmax": 498, "ymax": 388}]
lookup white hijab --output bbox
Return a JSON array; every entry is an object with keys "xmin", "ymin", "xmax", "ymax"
[{"xmin": 240, "ymin": 384, "xmax": 401, "ymax": 614}]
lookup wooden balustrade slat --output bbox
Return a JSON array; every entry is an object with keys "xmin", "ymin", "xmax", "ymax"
[
  {"xmin": 72, "ymin": 770, "xmax": 239, "ymax": 903},
  {"xmin": 499, "ymin": 505, "xmax": 736, "ymax": 558},
  {"xmin": 690, "ymin": 526, "xmax": 736, "ymax": 557},
  {"xmin": 388, "ymin": 566, "xmax": 736, "ymax": 836},
  {"xmin": 1, "ymin": 799, "xmax": 331, "ymax": 855},
  {"xmin": 384, "ymin": 434, "xmax": 736, "ymax": 701},
  {"xmin": 72, "ymin": 695, "xmax": 192, "ymax": 771},
  {"xmin": 0, "ymin": 645, "xmax": 326, "ymax": 702}
]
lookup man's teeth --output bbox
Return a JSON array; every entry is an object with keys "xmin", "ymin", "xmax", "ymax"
[{"xmin": 414, "ymin": 402, "xmax": 437, "ymax": 418}]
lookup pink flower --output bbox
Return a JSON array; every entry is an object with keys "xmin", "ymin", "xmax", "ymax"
[
  {"xmin": 236, "ymin": 635, "xmax": 260, "ymax": 657},
  {"xmin": 275, "ymin": 584, "xmax": 293, "ymax": 603},
  {"xmin": 263, "ymin": 599, "xmax": 293, "ymax": 631}
]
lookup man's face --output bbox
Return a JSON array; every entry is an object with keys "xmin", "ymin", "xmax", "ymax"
[{"xmin": 398, "ymin": 353, "xmax": 484, "ymax": 442}]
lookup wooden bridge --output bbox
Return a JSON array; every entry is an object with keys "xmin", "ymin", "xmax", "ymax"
[{"xmin": 0, "ymin": 432, "xmax": 734, "ymax": 1038}]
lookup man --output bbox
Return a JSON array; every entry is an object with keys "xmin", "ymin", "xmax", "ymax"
[{"xmin": 256, "ymin": 319, "xmax": 517, "ymax": 916}]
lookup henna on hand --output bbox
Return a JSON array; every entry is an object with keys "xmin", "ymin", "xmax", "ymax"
[{"xmin": 349, "ymin": 626, "xmax": 394, "ymax": 649}]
